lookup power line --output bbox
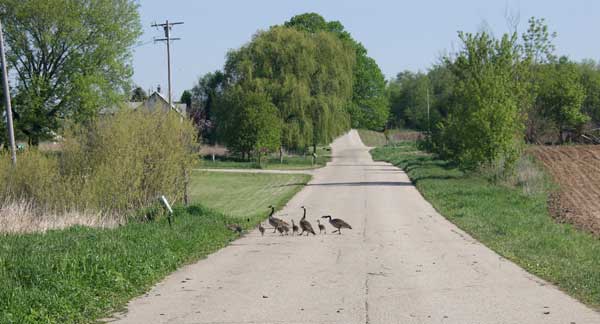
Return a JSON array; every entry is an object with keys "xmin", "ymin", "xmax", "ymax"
[{"xmin": 151, "ymin": 20, "xmax": 183, "ymax": 107}]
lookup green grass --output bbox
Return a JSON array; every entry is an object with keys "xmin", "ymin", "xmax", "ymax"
[
  {"xmin": 200, "ymin": 146, "xmax": 331, "ymax": 170},
  {"xmin": 0, "ymin": 173, "xmax": 310, "ymax": 323},
  {"xmin": 189, "ymin": 171, "xmax": 310, "ymax": 218},
  {"xmin": 371, "ymin": 142, "xmax": 600, "ymax": 308},
  {"xmin": 357, "ymin": 129, "xmax": 388, "ymax": 147}
]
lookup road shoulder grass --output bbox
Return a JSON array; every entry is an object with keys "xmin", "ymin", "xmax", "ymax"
[
  {"xmin": 0, "ymin": 172, "xmax": 309, "ymax": 323},
  {"xmin": 371, "ymin": 142, "xmax": 600, "ymax": 309}
]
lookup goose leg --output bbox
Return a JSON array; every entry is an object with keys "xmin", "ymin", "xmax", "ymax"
[{"xmin": 332, "ymin": 229, "xmax": 339, "ymax": 234}]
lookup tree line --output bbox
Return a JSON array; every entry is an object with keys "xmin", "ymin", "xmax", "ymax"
[{"xmin": 387, "ymin": 17, "xmax": 600, "ymax": 172}]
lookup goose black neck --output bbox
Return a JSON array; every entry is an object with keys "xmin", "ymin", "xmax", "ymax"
[{"xmin": 269, "ymin": 207, "xmax": 275, "ymax": 217}]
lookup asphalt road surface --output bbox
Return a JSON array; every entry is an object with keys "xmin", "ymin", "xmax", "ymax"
[{"xmin": 111, "ymin": 130, "xmax": 600, "ymax": 324}]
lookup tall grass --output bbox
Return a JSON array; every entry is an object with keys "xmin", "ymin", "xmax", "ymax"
[{"xmin": 0, "ymin": 110, "xmax": 197, "ymax": 232}]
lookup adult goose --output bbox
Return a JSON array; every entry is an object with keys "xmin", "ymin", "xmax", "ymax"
[
  {"xmin": 267, "ymin": 205, "xmax": 289, "ymax": 233},
  {"xmin": 321, "ymin": 215, "xmax": 352, "ymax": 234},
  {"xmin": 299, "ymin": 206, "xmax": 316, "ymax": 236}
]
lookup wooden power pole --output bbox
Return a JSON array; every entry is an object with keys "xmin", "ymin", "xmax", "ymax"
[
  {"xmin": 151, "ymin": 20, "xmax": 183, "ymax": 107},
  {"xmin": 0, "ymin": 18, "xmax": 16, "ymax": 166}
]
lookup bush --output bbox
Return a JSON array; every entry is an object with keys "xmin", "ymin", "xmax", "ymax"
[{"xmin": 0, "ymin": 110, "xmax": 197, "ymax": 229}]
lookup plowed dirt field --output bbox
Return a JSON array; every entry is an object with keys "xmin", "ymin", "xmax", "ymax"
[{"xmin": 530, "ymin": 145, "xmax": 600, "ymax": 236}]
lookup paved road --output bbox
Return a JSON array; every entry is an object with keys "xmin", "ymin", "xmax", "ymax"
[{"xmin": 111, "ymin": 130, "xmax": 599, "ymax": 324}]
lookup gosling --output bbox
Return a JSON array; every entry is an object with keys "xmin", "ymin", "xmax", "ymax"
[{"xmin": 317, "ymin": 219, "xmax": 326, "ymax": 234}]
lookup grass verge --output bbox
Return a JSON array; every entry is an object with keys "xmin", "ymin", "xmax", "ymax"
[
  {"xmin": 189, "ymin": 171, "xmax": 310, "ymax": 218},
  {"xmin": 357, "ymin": 129, "xmax": 388, "ymax": 147},
  {"xmin": 200, "ymin": 146, "xmax": 331, "ymax": 170},
  {"xmin": 0, "ymin": 173, "xmax": 310, "ymax": 323},
  {"xmin": 371, "ymin": 141, "xmax": 600, "ymax": 308}
]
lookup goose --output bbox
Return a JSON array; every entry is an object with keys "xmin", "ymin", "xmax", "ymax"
[
  {"xmin": 291, "ymin": 219, "xmax": 299, "ymax": 235},
  {"xmin": 227, "ymin": 223, "xmax": 242, "ymax": 234},
  {"xmin": 298, "ymin": 206, "xmax": 316, "ymax": 236},
  {"xmin": 276, "ymin": 223, "xmax": 289, "ymax": 236},
  {"xmin": 258, "ymin": 223, "xmax": 265, "ymax": 236},
  {"xmin": 317, "ymin": 219, "xmax": 326, "ymax": 234},
  {"xmin": 321, "ymin": 215, "xmax": 352, "ymax": 234},
  {"xmin": 267, "ymin": 205, "xmax": 289, "ymax": 233}
]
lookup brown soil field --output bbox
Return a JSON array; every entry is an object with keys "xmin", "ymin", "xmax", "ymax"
[{"xmin": 529, "ymin": 145, "xmax": 600, "ymax": 236}]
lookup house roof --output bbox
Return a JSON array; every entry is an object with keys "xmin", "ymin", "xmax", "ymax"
[{"xmin": 99, "ymin": 91, "xmax": 187, "ymax": 116}]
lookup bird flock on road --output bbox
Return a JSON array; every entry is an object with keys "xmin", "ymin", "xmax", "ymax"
[
  {"xmin": 226, "ymin": 205, "xmax": 352, "ymax": 236},
  {"xmin": 259, "ymin": 205, "xmax": 352, "ymax": 236}
]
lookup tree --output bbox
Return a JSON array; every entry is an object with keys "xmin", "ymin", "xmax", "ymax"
[
  {"xmin": 0, "ymin": 0, "xmax": 142, "ymax": 144},
  {"xmin": 537, "ymin": 57, "xmax": 587, "ymax": 143},
  {"xmin": 387, "ymin": 71, "xmax": 432, "ymax": 130},
  {"xmin": 130, "ymin": 86, "xmax": 148, "ymax": 102},
  {"xmin": 179, "ymin": 90, "xmax": 192, "ymax": 106},
  {"xmin": 285, "ymin": 13, "xmax": 389, "ymax": 130},
  {"xmin": 189, "ymin": 71, "xmax": 225, "ymax": 143},
  {"xmin": 434, "ymin": 31, "xmax": 526, "ymax": 171},
  {"xmin": 216, "ymin": 86, "xmax": 281, "ymax": 160},
  {"xmin": 522, "ymin": 17, "xmax": 557, "ymax": 64},
  {"xmin": 222, "ymin": 26, "xmax": 354, "ymax": 152},
  {"xmin": 578, "ymin": 60, "xmax": 600, "ymax": 124}
]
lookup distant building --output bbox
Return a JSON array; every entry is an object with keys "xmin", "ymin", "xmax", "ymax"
[{"xmin": 99, "ymin": 91, "xmax": 187, "ymax": 117}]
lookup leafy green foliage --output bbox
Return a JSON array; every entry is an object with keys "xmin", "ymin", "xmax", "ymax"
[
  {"xmin": 221, "ymin": 26, "xmax": 354, "ymax": 152},
  {"xmin": 130, "ymin": 86, "xmax": 148, "ymax": 102},
  {"xmin": 285, "ymin": 13, "xmax": 389, "ymax": 130},
  {"xmin": 188, "ymin": 71, "xmax": 225, "ymax": 143},
  {"xmin": 216, "ymin": 87, "xmax": 281, "ymax": 158},
  {"xmin": 372, "ymin": 143, "xmax": 600, "ymax": 308},
  {"xmin": 179, "ymin": 90, "xmax": 192, "ymax": 107},
  {"xmin": 434, "ymin": 32, "xmax": 526, "ymax": 171},
  {"xmin": 0, "ymin": 0, "xmax": 142, "ymax": 144},
  {"xmin": 0, "ymin": 110, "xmax": 197, "ymax": 214},
  {"xmin": 536, "ymin": 58, "xmax": 588, "ymax": 142},
  {"xmin": 579, "ymin": 60, "xmax": 600, "ymax": 124}
]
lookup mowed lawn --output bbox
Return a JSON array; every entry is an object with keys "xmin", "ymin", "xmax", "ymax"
[{"xmin": 189, "ymin": 171, "xmax": 310, "ymax": 218}]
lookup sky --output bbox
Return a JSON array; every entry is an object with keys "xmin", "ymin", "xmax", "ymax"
[{"xmin": 132, "ymin": 0, "xmax": 600, "ymax": 100}]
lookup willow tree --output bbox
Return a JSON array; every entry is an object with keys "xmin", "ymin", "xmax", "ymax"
[
  {"xmin": 285, "ymin": 13, "xmax": 389, "ymax": 131},
  {"xmin": 221, "ymin": 26, "xmax": 354, "ymax": 154}
]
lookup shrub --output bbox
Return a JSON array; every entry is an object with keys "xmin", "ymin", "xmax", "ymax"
[{"xmin": 0, "ymin": 110, "xmax": 197, "ymax": 230}]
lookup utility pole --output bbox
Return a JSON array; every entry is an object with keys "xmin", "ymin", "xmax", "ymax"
[
  {"xmin": 0, "ymin": 18, "xmax": 16, "ymax": 166},
  {"xmin": 151, "ymin": 20, "xmax": 183, "ymax": 107}
]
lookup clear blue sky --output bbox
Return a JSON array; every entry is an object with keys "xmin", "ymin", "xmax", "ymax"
[{"xmin": 132, "ymin": 0, "xmax": 600, "ymax": 99}]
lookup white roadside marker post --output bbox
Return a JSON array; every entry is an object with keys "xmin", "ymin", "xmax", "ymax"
[{"xmin": 160, "ymin": 195, "xmax": 174, "ymax": 227}]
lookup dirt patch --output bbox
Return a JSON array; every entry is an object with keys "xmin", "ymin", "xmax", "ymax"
[{"xmin": 529, "ymin": 145, "xmax": 600, "ymax": 236}]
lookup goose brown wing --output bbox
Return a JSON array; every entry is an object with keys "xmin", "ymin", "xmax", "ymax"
[
  {"xmin": 332, "ymin": 218, "xmax": 352, "ymax": 229},
  {"xmin": 272, "ymin": 217, "xmax": 290, "ymax": 227},
  {"xmin": 300, "ymin": 219, "xmax": 315, "ymax": 234}
]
